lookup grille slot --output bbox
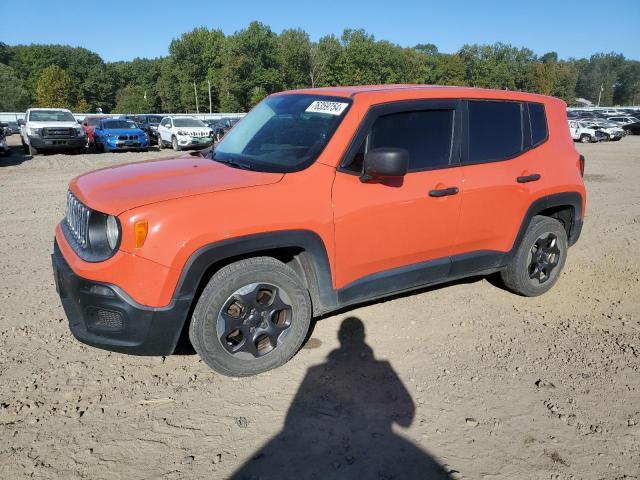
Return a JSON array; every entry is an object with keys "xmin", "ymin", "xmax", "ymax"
[
  {"xmin": 66, "ymin": 191, "xmax": 91, "ymax": 248},
  {"xmin": 43, "ymin": 127, "xmax": 74, "ymax": 138}
]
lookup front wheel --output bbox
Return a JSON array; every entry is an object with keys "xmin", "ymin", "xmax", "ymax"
[
  {"xmin": 189, "ymin": 257, "xmax": 312, "ymax": 377},
  {"xmin": 500, "ymin": 215, "xmax": 568, "ymax": 297},
  {"xmin": 580, "ymin": 134, "xmax": 591, "ymax": 143},
  {"xmin": 28, "ymin": 144, "xmax": 38, "ymax": 156},
  {"xmin": 172, "ymin": 136, "xmax": 180, "ymax": 151}
]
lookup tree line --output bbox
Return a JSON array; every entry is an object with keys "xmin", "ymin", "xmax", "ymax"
[{"xmin": 1, "ymin": 22, "xmax": 639, "ymax": 113}]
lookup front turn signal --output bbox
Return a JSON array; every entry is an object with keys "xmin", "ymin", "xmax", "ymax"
[{"xmin": 134, "ymin": 221, "xmax": 148, "ymax": 248}]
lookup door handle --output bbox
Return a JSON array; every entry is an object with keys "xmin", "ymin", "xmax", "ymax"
[
  {"xmin": 516, "ymin": 173, "xmax": 541, "ymax": 183},
  {"xmin": 429, "ymin": 187, "xmax": 459, "ymax": 197}
]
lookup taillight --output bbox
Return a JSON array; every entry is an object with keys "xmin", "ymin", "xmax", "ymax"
[{"xmin": 579, "ymin": 154, "xmax": 585, "ymax": 177}]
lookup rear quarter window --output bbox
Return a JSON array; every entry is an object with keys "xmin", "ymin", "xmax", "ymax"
[
  {"xmin": 528, "ymin": 103, "xmax": 548, "ymax": 146},
  {"xmin": 467, "ymin": 100, "xmax": 523, "ymax": 164}
]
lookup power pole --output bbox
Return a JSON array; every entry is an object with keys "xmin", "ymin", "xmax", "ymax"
[
  {"xmin": 193, "ymin": 81, "xmax": 199, "ymax": 114},
  {"xmin": 597, "ymin": 82, "xmax": 604, "ymax": 107},
  {"xmin": 208, "ymin": 80, "xmax": 212, "ymax": 114}
]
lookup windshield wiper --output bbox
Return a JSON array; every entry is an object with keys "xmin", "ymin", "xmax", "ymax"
[{"xmin": 207, "ymin": 150, "xmax": 253, "ymax": 170}]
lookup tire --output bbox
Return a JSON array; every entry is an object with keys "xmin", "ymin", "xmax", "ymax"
[
  {"xmin": 172, "ymin": 136, "xmax": 179, "ymax": 151},
  {"xmin": 28, "ymin": 144, "xmax": 38, "ymax": 156},
  {"xmin": 21, "ymin": 137, "xmax": 27, "ymax": 153},
  {"xmin": 189, "ymin": 257, "xmax": 312, "ymax": 377},
  {"xmin": 140, "ymin": 148, "xmax": 148, "ymax": 152},
  {"xmin": 500, "ymin": 215, "xmax": 568, "ymax": 297},
  {"xmin": 157, "ymin": 137, "xmax": 163, "ymax": 150},
  {"xmin": 580, "ymin": 134, "xmax": 591, "ymax": 143}
]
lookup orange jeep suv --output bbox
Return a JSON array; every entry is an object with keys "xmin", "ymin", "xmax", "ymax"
[{"xmin": 52, "ymin": 85, "xmax": 586, "ymax": 376}]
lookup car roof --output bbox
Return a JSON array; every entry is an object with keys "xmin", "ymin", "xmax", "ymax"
[
  {"xmin": 28, "ymin": 107, "xmax": 72, "ymax": 112},
  {"xmin": 274, "ymin": 84, "xmax": 561, "ymax": 104}
]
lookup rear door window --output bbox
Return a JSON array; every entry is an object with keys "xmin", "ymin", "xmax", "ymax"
[{"xmin": 467, "ymin": 100, "xmax": 523, "ymax": 163}]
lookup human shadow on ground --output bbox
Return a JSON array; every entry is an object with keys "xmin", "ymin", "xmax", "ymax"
[{"xmin": 231, "ymin": 317, "xmax": 449, "ymax": 480}]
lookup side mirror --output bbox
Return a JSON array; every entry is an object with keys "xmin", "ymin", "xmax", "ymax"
[
  {"xmin": 361, "ymin": 148, "xmax": 409, "ymax": 182},
  {"xmin": 17, "ymin": 119, "xmax": 25, "ymax": 126}
]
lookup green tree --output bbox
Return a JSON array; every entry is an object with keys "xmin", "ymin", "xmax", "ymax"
[
  {"xmin": 309, "ymin": 35, "xmax": 342, "ymax": 87},
  {"xmin": 35, "ymin": 65, "xmax": 75, "ymax": 108},
  {"xmin": 613, "ymin": 61, "xmax": 640, "ymax": 105},
  {"xmin": 575, "ymin": 53, "xmax": 625, "ymax": 106},
  {"xmin": 112, "ymin": 85, "xmax": 151, "ymax": 113},
  {"xmin": 0, "ymin": 63, "xmax": 31, "ymax": 111},
  {"xmin": 278, "ymin": 29, "xmax": 312, "ymax": 90}
]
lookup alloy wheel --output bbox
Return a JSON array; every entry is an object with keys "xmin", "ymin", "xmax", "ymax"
[
  {"xmin": 527, "ymin": 232, "xmax": 561, "ymax": 283},
  {"xmin": 217, "ymin": 283, "xmax": 293, "ymax": 359}
]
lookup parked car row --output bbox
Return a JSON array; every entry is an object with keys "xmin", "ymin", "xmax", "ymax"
[
  {"xmin": 567, "ymin": 108, "xmax": 640, "ymax": 141},
  {"xmin": 10, "ymin": 108, "xmax": 236, "ymax": 155}
]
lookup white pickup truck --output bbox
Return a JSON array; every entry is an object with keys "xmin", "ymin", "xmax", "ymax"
[
  {"xmin": 568, "ymin": 120, "xmax": 608, "ymax": 143},
  {"xmin": 19, "ymin": 108, "xmax": 86, "ymax": 155}
]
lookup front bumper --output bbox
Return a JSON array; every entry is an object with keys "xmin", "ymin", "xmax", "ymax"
[
  {"xmin": 30, "ymin": 136, "xmax": 85, "ymax": 150},
  {"xmin": 105, "ymin": 137, "xmax": 149, "ymax": 151},
  {"xmin": 177, "ymin": 136, "xmax": 213, "ymax": 148},
  {"xmin": 52, "ymin": 240, "xmax": 191, "ymax": 355}
]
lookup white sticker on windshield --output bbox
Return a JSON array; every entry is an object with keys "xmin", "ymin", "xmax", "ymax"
[{"xmin": 305, "ymin": 100, "xmax": 349, "ymax": 116}]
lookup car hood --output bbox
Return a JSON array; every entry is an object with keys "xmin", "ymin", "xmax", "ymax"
[
  {"xmin": 26, "ymin": 121, "xmax": 79, "ymax": 129},
  {"xmin": 70, "ymin": 154, "xmax": 284, "ymax": 215},
  {"xmin": 100, "ymin": 128, "xmax": 145, "ymax": 136}
]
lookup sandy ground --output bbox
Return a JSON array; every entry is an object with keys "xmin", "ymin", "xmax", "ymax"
[{"xmin": 0, "ymin": 134, "xmax": 638, "ymax": 480}]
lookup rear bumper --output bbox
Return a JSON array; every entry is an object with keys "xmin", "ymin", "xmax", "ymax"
[
  {"xmin": 52, "ymin": 240, "xmax": 191, "ymax": 355},
  {"xmin": 30, "ymin": 136, "xmax": 85, "ymax": 149}
]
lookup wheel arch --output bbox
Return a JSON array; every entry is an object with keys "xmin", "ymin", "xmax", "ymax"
[
  {"xmin": 511, "ymin": 192, "xmax": 584, "ymax": 259},
  {"xmin": 174, "ymin": 230, "xmax": 338, "ymax": 319}
]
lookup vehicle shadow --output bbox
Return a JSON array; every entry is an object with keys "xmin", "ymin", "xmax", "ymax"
[
  {"xmin": 0, "ymin": 144, "xmax": 32, "ymax": 167},
  {"xmin": 230, "ymin": 317, "xmax": 449, "ymax": 480}
]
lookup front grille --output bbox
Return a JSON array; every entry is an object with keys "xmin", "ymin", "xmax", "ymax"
[
  {"xmin": 65, "ymin": 191, "xmax": 91, "ymax": 248},
  {"xmin": 189, "ymin": 131, "xmax": 209, "ymax": 137},
  {"xmin": 117, "ymin": 135, "xmax": 138, "ymax": 140},
  {"xmin": 43, "ymin": 127, "xmax": 74, "ymax": 138}
]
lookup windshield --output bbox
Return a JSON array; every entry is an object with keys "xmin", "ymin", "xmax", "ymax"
[
  {"xmin": 103, "ymin": 120, "xmax": 138, "ymax": 130},
  {"xmin": 213, "ymin": 94, "xmax": 351, "ymax": 173},
  {"xmin": 173, "ymin": 118, "xmax": 206, "ymax": 127},
  {"xmin": 146, "ymin": 115, "xmax": 163, "ymax": 124},
  {"xmin": 86, "ymin": 117, "xmax": 105, "ymax": 126},
  {"xmin": 29, "ymin": 110, "xmax": 76, "ymax": 122}
]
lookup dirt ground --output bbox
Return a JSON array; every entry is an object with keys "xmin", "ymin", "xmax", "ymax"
[{"xmin": 0, "ymin": 134, "xmax": 638, "ymax": 480}]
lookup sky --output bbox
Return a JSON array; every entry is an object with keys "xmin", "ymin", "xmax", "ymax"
[{"xmin": 2, "ymin": 0, "xmax": 639, "ymax": 62}]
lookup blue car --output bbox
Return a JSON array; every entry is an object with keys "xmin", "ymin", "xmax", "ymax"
[{"xmin": 93, "ymin": 118, "xmax": 149, "ymax": 152}]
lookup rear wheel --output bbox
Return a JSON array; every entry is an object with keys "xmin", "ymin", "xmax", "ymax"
[
  {"xmin": 189, "ymin": 257, "xmax": 312, "ymax": 377},
  {"xmin": 500, "ymin": 215, "xmax": 568, "ymax": 297}
]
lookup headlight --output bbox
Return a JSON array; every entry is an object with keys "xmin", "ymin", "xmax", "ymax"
[
  {"xmin": 28, "ymin": 128, "xmax": 42, "ymax": 136},
  {"xmin": 75, "ymin": 127, "xmax": 85, "ymax": 137},
  {"xmin": 63, "ymin": 191, "xmax": 121, "ymax": 262},
  {"xmin": 177, "ymin": 130, "xmax": 187, "ymax": 136},
  {"xmin": 106, "ymin": 215, "xmax": 120, "ymax": 250}
]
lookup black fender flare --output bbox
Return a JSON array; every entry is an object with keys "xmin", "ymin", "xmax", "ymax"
[
  {"xmin": 508, "ymin": 191, "xmax": 584, "ymax": 260},
  {"xmin": 172, "ymin": 230, "xmax": 338, "ymax": 315}
]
